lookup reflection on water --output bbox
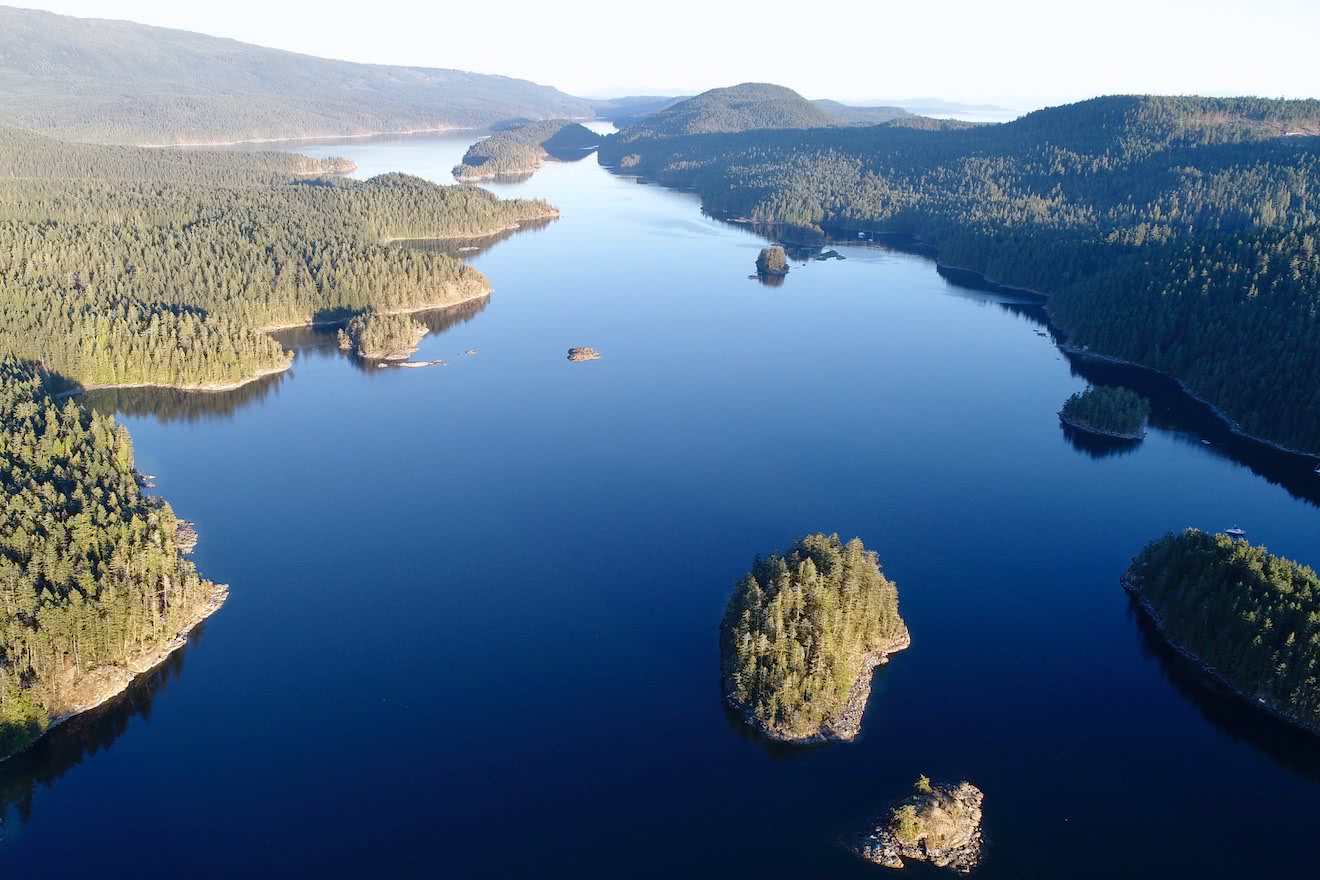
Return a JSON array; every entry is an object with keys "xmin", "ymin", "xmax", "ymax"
[
  {"xmin": 0, "ymin": 639, "xmax": 195, "ymax": 827},
  {"xmin": 751, "ymin": 272, "xmax": 786, "ymax": 288},
  {"xmin": 1130, "ymin": 603, "xmax": 1320, "ymax": 782},
  {"xmin": 1059, "ymin": 422, "xmax": 1142, "ymax": 460},
  {"xmin": 397, "ymin": 217, "xmax": 555, "ymax": 260},
  {"xmin": 88, "ymin": 290, "xmax": 491, "ymax": 424},
  {"xmin": 85, "ymin": 370, "xmax": 290, "ymax": 425}
]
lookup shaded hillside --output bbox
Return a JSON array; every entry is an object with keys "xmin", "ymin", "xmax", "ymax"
[
  {"xmin": 0, "ymin": 6, "xmax": 590, "ymax": 144},
  {"xmin": 812, "ymin": 99, "xmax": 911, "ymax": 126}
]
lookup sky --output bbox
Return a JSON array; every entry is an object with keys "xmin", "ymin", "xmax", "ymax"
[{"xmin": 16, "ymin": 0, "xmax": 1320, "ymax": 112}]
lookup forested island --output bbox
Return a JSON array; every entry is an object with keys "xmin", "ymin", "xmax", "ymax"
[
  {"xmin": 721, "ymin": 533, "xmax": 909, "ymax": 742},
  {"xmin": 1123, "ymin": 529, "xmax": 1320, "ymax": 735},
  {"xmin": 0, "ymin": 129, "xmax": 557, "ymax": 392},
  {"xmin": 452, "ymin": 121, "xmax": 601, "ymax": 181},
  {"xmin": 854, "ymin": 777, "xmax": 986, "ymax": 873},
  {"xmin": 0, "ymin": 359, "xmax": 226, "ymax": 759},
  {"xmin": 338, "ymin": 311, "xmax": 429, "ymax": 361},
  {"xmin": 599, "ymin": 85, "xmax": 1320, "ymax": 454},
  {"xmin": 1059, "ymin": 386, "xmax": 1151, "ymax": 439}
]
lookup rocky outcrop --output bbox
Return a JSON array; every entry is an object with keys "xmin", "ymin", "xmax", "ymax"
[
  {"xmin": 756, "ymin": 246, "xmax": 790, "ymax": 276},
  {"xmin": 855, "ymin": 781, "xmax": 985, "ymax": 874},
  {"xmin": 567, "ymin": 346, "xmax": 602, "ymax": 362},
  {"xmin": 175, "ymin": 520, "xmax": 199, "ymax": 554}
]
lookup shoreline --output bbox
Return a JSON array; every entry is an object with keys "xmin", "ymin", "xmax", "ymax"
[
  {"xmin": 1057, "ymin": 412, "xmax": 1146, "ymax": 440},
  {"xmin": 699, "ymin": 209, "xmax": 1320, "ymax": 459},
  {"xmin": 0, "ymin": 582, "xmax": 229, "ymax": 763},
  {"xmin": 56, "ymin": 290, "xmax": 495, "ymax": 399},
  {"xmin": 726, "ymin": 623, "xmax": 911, "ymax": 744},
  {"xmin": 1121, "ymin": 572, "xmax": 1320, "ymax": 738},
  {"xmin": 139, "ymin": 125, "xmax": 472, "ymax": 149}
]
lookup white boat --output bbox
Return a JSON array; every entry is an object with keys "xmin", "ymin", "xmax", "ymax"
[
  {"xmin": 1224, "ymin": 526, "xmax": 1247, "ymax": 539},
  {"xmin": 1314, "ymin": 462, "xmax": 1320, "ymax": 475}
]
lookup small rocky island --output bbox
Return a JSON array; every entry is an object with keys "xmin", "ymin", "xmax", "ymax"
[
  {"xmin": 854, "ymin": 778, "xmax": 985, "ymax": 873},
  {"xmin": 567, "ymin": 346, "xmax": 601, "ymax": 362},
  {"xmin": 338, "ymin": 310, "xmax": 428, "ymax": 361},
  {"xmin": 1123, "ymin": 528, "xmax": 1320, "ymax": 735},
  {"xmin": 721, "ymin": 533, "xmax": 909, "ymax": 742},
  {"xmin": 1058, "ymin": 385, "xmax": 1150, "ymax": 439},
  {"xmin": 755, "ymin": 245, "xmax": 790, "ymax": 276}
]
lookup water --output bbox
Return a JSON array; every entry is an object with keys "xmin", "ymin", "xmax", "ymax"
[{"xmin": 3, "ymin": 130, "xmax": 1319, "ymax": 878}]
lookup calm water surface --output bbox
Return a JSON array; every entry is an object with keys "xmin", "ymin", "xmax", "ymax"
[{"xmin": 3, "ymin": 129, "xmax": 1320, "ymax": 878}]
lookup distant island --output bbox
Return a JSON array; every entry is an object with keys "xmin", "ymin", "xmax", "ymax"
[
  {"xmin": 1058, "ymin": 386, "xmax": 1151, "ymax": 439},
  {"xmin": 338, "ymin": 311, "xmax": 429, "ymax": 361},
  {"xmin": 721, "ymin": 533, "xmax": 909, "ymax": 743},
  {"xmin": 453, "ymin": 120, "xmax": 600, "ymax": 181},
  {"xmin": 755, "ymin": 246, "xmax": 790, "ymax": 276},
  {"xmin": 854, "ymin": 776, "xmax": 985, "ymax": 874},
  {"xmin": 1123, "ymin": 529, "xmax": 1320, "ymax": 735}
]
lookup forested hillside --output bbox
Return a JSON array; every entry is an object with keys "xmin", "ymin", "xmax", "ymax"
[
  {"xmin": 0, "ymin": 359, "xmax": 223, "ymax": 758},
  {"xmin": 610, "ymin": 84, "xmax": 837, "ymax": 143},
  {"xmin": 1124, "ymin": 529, "xmax": 1320, "ymax": 734},
  {"xmin": 452, "ymin": 120, "xmax": 601, "ymax": 180},
  {"xmin": 0, "ymin": 6, "xmax": 591, "ymax": 144},
  {"xmin": 599, "ymin": 94, "xmax": 1320, "ymax": 452},
  {"xmin": 0, "ymin": 130, "xmax": 557, "ymax": 389}
]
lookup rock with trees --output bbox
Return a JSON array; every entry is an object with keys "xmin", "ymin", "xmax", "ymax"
[
  {"xmin": 721, "ymin": 533, "xmax": 909, "ymax": 742},
  {"xmin": 339, "ymin": 311, "xmax": 429, "ymax": 361},
  {"xmin": 854, "ymin": 777, "xmax": 985, "ymax": 873},
  {"xmin": 755, "ymin": 246, "xmax": 790, "ymax": 276}
]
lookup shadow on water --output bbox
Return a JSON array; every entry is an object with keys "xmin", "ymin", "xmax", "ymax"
[
  {"xmin": 1129, "ymin": 602, "xmax": 1320, "ymax": 782},
  {"xmin": 0, "ymin": 635, "xmax": 198, "ymax": 828}
]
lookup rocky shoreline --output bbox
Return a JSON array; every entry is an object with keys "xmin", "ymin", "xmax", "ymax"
[
  {"xmin": 729, "ymin": 622, "xmax": 911, "ymax": 744},
  {"xmin": 854, "ymin": 781, "xmax": 985, "ymax": 873},
  {"xmin": 1121, "ymin": 571, "xmax": 1320, "ymax": 737},
  {"xmin": 1, "ymin": 581, "xmax": 228, "ymax": 763}
]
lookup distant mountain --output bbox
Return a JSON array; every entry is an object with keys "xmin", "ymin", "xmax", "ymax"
[
  {"xmin": 0, "ymin": 5, "xmax": 591, "ymax": 144},
  {"xmin": 610, "ymin": 83, "xmax": 837, "ymax": 143},
  {"xmin": 590, "ymin": 95, "xmax": 688, "ymax": 128},
  {"xmin": 811, "ymin": 100, "xmax": 911, "ymax": 126}
]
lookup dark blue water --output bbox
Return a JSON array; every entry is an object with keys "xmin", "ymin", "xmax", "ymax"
[{"xmin": 4, "ymin": 130, "xmax": 1320, "ymax": 878}]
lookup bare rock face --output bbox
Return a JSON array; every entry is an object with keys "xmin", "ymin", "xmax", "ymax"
[
  {"xmin": 567, "ymin": 346, "xmax": 601, "ymax": 362},
  {"xmin": 855, "ymin": 781, "xmax": 985, "ymax": 874},
  {"xmin": 755, "ymin": 246, "xmax": 790, "ymax": 276}
]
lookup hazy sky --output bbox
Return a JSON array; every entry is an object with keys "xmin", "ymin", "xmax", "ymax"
[{"xmin": 18, "ymin": 0, "xmax": 1320, "ymax": 109}]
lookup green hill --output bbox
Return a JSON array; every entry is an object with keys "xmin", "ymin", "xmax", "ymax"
[
  {"xmin": 452, "ymin": 120, "xmax": 601, "ymax": 180},
  {"xmin": 0, "ymin": 5, "xmax": 591, "ymax": 144},
  {"xmin": 611, "ymin": 83, "xmax": 837, "ymax": 143}
]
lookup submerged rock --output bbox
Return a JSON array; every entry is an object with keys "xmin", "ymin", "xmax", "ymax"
[
  {"xmin": 567, "ymin": 346, "xmax": 602, "ymax": 362},
  {"xmin": 855, "ymin": 780, "xmax": 985, "ymax": 874},
  {"xmin": 755, "ymin": 246, "xmax": 790, "ymax": 276}
]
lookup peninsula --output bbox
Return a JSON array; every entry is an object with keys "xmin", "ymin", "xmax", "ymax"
[
  {"xmin": 1058, "ymin": 386, "xmax": 1151, "ymax": 439},
  {"xmin": 721, "ymin": 533, "xmax": 909, "ymax": 743},
  {"xmin": 1123, "ymin": 529, "xmax": 1320, "ymax": 736}
]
